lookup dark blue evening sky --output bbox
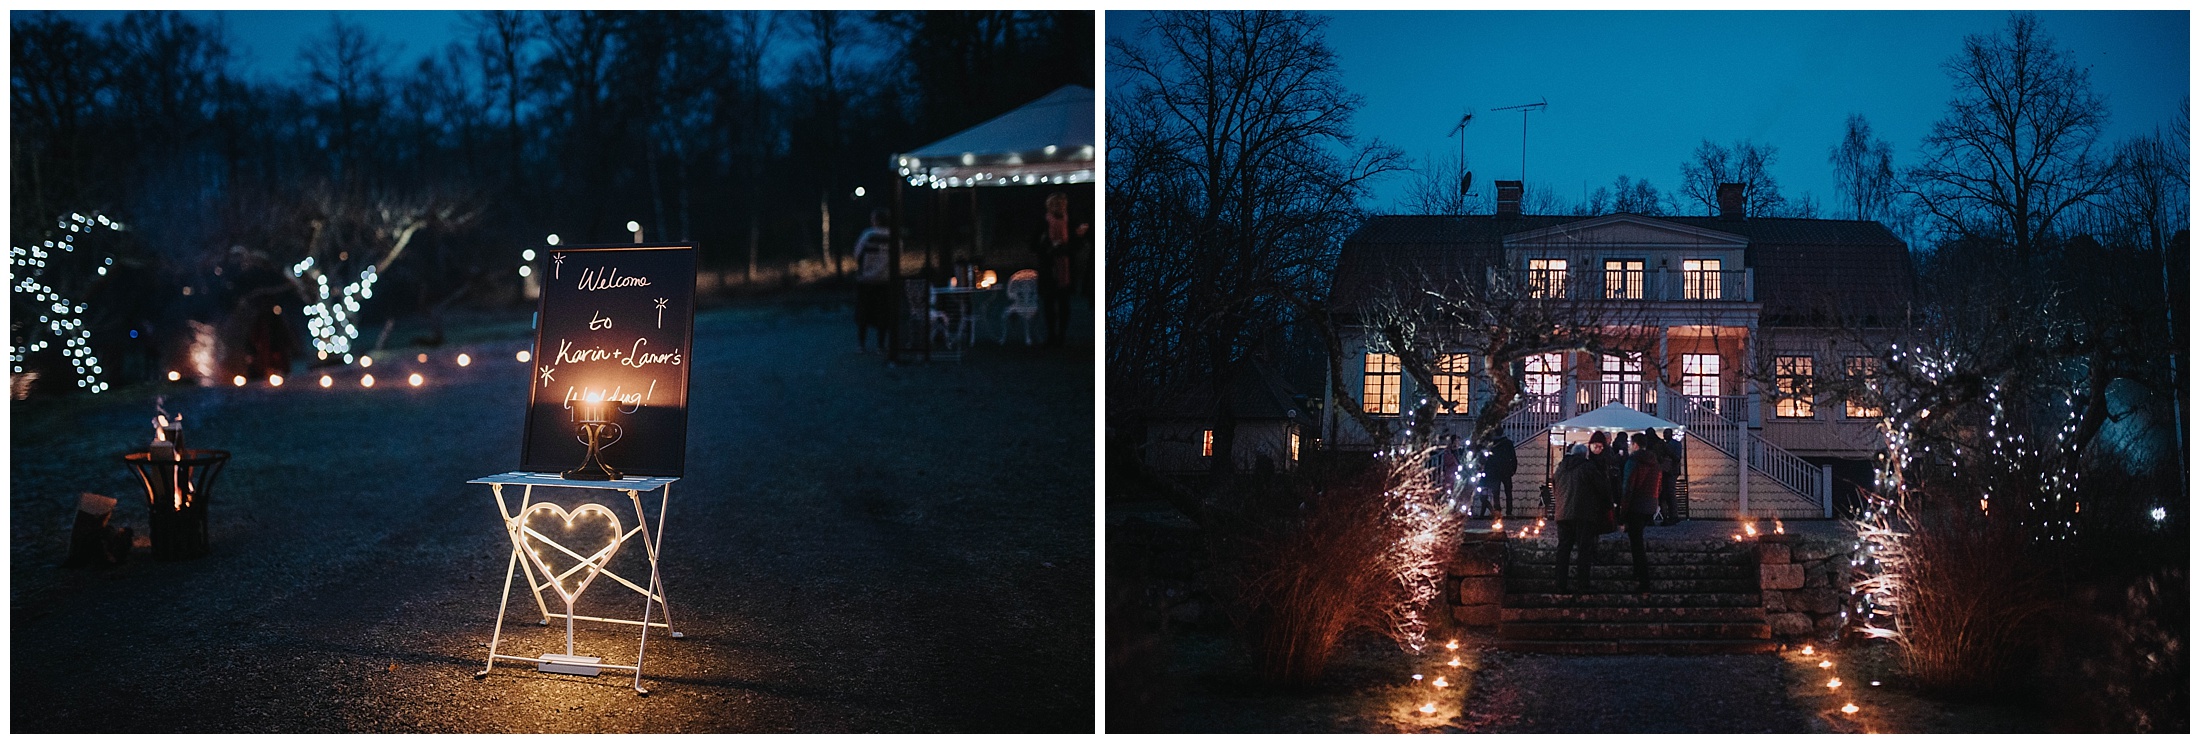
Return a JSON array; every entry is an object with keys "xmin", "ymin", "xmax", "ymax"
[
  {"xmin": 39, "ymin": 10, "xmax": 470, "ymax": 81},
  {"xmin": 1108, "ymin": 10, "xmax": 2189, "ymax": 216}
]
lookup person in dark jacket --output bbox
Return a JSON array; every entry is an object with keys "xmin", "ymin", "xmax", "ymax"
[
  {"xmin": 1654, "ymin": 428, "xmax": 1684, "ymax": 525},
  {"xmin": 1481, "ymin": 432, "xmax": 1517, "ymax": 517},
  {"xmin": 1550, "ymin": 443, "xmax": 1609, "ymax": 592},
  {"xmin": 1588, "ymin": 430, "xmax": 1623, "ymax": 500},
  {"xmin": 1620, "ymin": 432, "xmax": 1665, "ymax": 591}
]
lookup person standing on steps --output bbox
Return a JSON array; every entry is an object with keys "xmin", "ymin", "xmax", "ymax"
[
  {"xmin": 1655, "ymin": 427, "xmax": 1684, "ymax": 526},
  {"xmin": 1550, "ymin": 443, "xmax": 1609, "ymax": 593},
  {"xmin": 1621, "ymin": 432, "xmax": 1666, "ymax": 592},
  {"xmin": 1481, "ymin": 432, "xmax": 1516, "ymax": 518}
]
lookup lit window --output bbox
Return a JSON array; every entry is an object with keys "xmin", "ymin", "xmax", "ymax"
[
  {"xmin": 1289, "ymin": 429, "xmax": 1301, "ymax": 461},
  {"xmin": 1775, "ymin": 355, "xmax": 1815, "ymax": 418},
  {"xmin": 1845, "ymin": 356, "xmax": 1883, "ymax": 419},
  {"xmin": 1434, "ymin": 353, "xmax": 1474, "ymax": 415},
  {"xmin": 1523, "ymin": 353, "xmax": 1563, "ymax": 412},
  {"xmin": 1604, "ymin": 259, "xmax": 1644, "ymax": 299},
  {"xmin": 1202, "ymin": 430, "xmax": 1214, "ymax": 457},
  {"xmin": 1528, "ymin": 258, "xmax": 1568, "ymax": 298},
  {"xmin": 1593, "ymin": 352, "xmax": 1646, "ymax": 408},
  {"xmin": 1682, "ymin": 258, "xmax": 1723, "ymax": 300},
  {"xmin": 1363, "ymin": 352, "xmax": 1401, "ymax": 415},
  {"xmin": 1682, "ymin": 353, "xmax": 1722, "ymax": 407}
]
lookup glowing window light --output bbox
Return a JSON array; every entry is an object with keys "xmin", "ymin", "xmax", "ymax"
[
  {"xmin": 408, "ymin": 373, "xmax": 423, "ymax": 387},
  {"xmin": 517, "ymin": 350, "xmax": 532, "ymax": 363},
  {"xmin": 167, "ymin": 371, "xmax": 181, "ymax": 381},
  {"xmin": 319, "ymin": 375, "xmax": 333, "ymax": 388},
  {"xmin": 268, "ymin": 374, "xmax": 284, "ymax": 387},
  {"xmin": 232, "ymin": 375, "xmax": 246, "ymax": 387},
  {"xmin": 360, "ymin": 374, "xmax": 375, "ymax": 388},
  {"xmin": 456, "ymin": 353, "xmax": 472, "ymax": 367}
]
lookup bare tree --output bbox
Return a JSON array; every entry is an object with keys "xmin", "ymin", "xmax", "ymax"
[
  {"xmin": 1906, "ymin": 12, "xmax": 2116, "ymax": 257},
  {"xmin": 1109, "ymin": 10, "xmax": 1404, "ymax": 478},
  {"xmin": 1679, "ymin": 138, "xmax": 1785, "ymax": 216},
  {"xmin": 299, "ymin": 17, "xmax": 393, "ymax": 178},
  {"xmin": 1402, "ymin": 149, "xmax": 1478, "ymax": 216},
  {"xmin": 1830, "ymin": 113, "xmax": 1899, "ymax": 221},
  {"xmin": 467, "ymin": 11, "xmax": 534, "ymax": 189},
  {"xmin": 1612, "ymin": 174, "xmax": 1662, "ymax": 215}
]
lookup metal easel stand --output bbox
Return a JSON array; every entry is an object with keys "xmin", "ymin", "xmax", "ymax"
[{"xmin": 468, "ymin": 472, "xmax": 683, "ymax": 696}]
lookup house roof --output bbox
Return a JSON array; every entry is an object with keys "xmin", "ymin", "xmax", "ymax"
[{"xmin": 1330, "ymin": 213, "xmax": 1913, "ymax": 324}]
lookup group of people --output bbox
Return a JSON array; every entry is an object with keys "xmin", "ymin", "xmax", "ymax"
[
  {"xmin": 1427, "ymin": 433, "xmax": 1519, "ymax": 518},
  {"xmin": 851, "ymin": 192, "xmax": 1086, "ymax": 354},
  {"xmin": 1551, "ymin": 428, "xmax": 1686, "ymax": 593}
]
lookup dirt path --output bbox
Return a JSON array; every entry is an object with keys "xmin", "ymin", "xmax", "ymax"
[{"xmin": 10, "ymin": 304, "xmax": 1093, "ymax": 733}]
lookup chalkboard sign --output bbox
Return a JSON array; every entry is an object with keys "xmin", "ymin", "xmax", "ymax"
[{"xmin": 519, "ymin": 244, "xmax": 697, "ymax": 477}]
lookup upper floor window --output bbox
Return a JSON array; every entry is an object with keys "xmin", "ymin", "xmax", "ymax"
[
  {"xmin": 1682, "ymin": 258, "xmax": 1723, "ymax": 300},
  {"xmin": 1202, "ymin": 429, "xmax": 1214, "ymax": 457},
  {"xmin": 1845, "ymin": 356, "xmax": 1883, "ymax": 419},
  {"xmin": 1363, "ymin": 352, "xmax": 1401, "ymax": 415},
  {"xmin": 1434, "ymin": 353, "xmax": 1474, "ymax": 415},
  {"xmin": 1604, "ymin": 259, "xmax": 1644, "ymax": 299},
  {"xmin": 1289, "ymin": 428, "xmax": 1301, "ymax": 461},
  {"xmin": 1528, "ymin": 258, "xmax": 1567, "ymax": 298},
  {"xmin": 1774, "ymin": 355, "xmax": 1815, "ymax": 418}
]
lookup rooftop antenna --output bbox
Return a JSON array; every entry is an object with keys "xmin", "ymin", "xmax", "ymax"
[
  {"xmin": 1492, "ymin": 97, "xmax": 1547, "ymax": 183},
  {"xmin": 1447, "ymin": 111, "xmax": 1476, "ymax": 199}
]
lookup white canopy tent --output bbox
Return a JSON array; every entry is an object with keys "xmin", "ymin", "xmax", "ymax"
[
  {"xmin": 1549, "ymin": 403, "xmax": 1686, "ymax": 434},
  {"xmin": 893, "ymin": 85, "xmax": 1096, "ymax": 189}
]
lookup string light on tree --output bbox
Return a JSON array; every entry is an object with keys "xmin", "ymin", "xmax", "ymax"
[{"xmin": 10, "ymin": 211, "xmax": 125, "ymax": 394}]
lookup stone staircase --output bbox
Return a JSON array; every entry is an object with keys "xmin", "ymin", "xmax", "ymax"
[{"xmin": 1494, "ymin": 536, "xmax": 1776, "ymax": 654}]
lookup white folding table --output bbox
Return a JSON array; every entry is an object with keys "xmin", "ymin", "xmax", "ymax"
[{"xmin": 469, "ymin": 472, "xmax": 681, "ymax": 695}]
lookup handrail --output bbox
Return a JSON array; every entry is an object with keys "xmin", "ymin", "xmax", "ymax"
[{"xmin": 1657, "ymin": 385, "xmax": 1826, "ymax": 511}]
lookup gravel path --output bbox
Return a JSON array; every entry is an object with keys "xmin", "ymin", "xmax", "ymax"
[
  {"xmin": 1455, "ymin": 649, "xmax": 1814, "ymax": 733},
  {"xmin": 11, "ymin": 304, "xmax": 1093, "ymax": 733}
]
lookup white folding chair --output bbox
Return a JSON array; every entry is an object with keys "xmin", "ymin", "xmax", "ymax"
[{"xmin": 1000, "ymin": 270, "xmax": 1040, "ymax": 346}]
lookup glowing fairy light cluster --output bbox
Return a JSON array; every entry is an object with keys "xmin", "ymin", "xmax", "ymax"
[
  {"xmin": 10, "ymin": 212, "xmax": 126, "ymax": 394},
  {"xmin": 293, "ymin": 256, "xmax": 381, "ymax": 363}
]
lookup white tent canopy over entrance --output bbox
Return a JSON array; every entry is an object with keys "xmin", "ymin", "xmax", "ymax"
[{"xmin": 1549, "ymin": 403, "xmax": 1687, "ymax": 435}]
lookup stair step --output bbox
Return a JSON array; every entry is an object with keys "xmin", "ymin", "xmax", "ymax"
[
  {"xmin": 1499, "ymin": 621, "xmax": 1771, "ymax": 641},
  {"xmin": 1502, "ymin": 606, "xmax": 1767, "ymax": 623},
  {"xmin": 1493, "ymin": 639, "xmax": 1781, "ymax": 655},
  {"xmin": 1511, "ymin": 537, "xmax": 1758, "ymax": 553},
  {"xmin": 1510, "ymin": 549, "xmax": 1755, "ymax": 566},
  {"xmin": 1504, "ymin": 592, "xmax": 1763, "ymax": 608},
  {"xmin": 1506, "ymin": 578, "xmax": 1759, "ymax": 594},
  {"xmin": 1507, "ymin": 563, "xmax": 1755, "ymax": 581}
]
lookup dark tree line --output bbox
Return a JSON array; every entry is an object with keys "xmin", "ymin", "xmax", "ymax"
[{"xmin": 12, "ymin": 10, "xmax": 1091, "ymax": 386}]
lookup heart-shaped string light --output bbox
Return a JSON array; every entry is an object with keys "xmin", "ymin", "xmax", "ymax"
[{"xmin": 517, "ymin": 502, "xmax": 624, "ymax": 606}]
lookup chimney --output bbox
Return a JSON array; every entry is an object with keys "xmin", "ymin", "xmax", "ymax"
[
  {"xmin": 1495, "ymin": 180, "xmax": 1524, "ymax": 217},
  {"xmin": 1717, "ymin": 182, "xmax": 1745, "ymax": 220}
]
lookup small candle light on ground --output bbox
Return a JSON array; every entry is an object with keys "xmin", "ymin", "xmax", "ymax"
[
  {"xmin": 1801, "ymin": 645, "xmax": 1815, "ymax": 655},
  {"xmin": 1842, "ymin": 703, "xmax": 1860, "ymax": 715},
  {"xmin": 1827, "ymin": 677, "xmax": 1842, "ymax": 689},
  {"xmin": 457, "ymin": 353, "xmax": 471, "ymax": 367},
  {"xmin": 1447, "ymin": 657, "xmax": 1461, "ymax": 667},
  {"xmin": 408, "ymin": 373, "xmax": 423, "ymax": 387},
  {"xmin": 268, "ymin": 374, "xmax": 283, "ymax": 387},
  {"xmin": 360, "ymin": 374, "xmax": 375, "ymax": 388},
  {"xmin": 166, "ymin": 370, "xmax": 180, "ymax": 381},
  {"xmin": 231, "ymin": 375, "xmax": 245, "ymax": 387},
  {"xmin": 319, "ymin": 375, "xmax": 333, "ymax": 388},
  {"xmin": 1445, "ymin": 639, "xmax": 1459, "ymax": 651},
  {"xmin": 416, "ymin": 353, "xmax": 428, "ymax": 363},
  {"xmin": 359, "ymin": 355, "xmax": 373, "ymax": 368},
  {"xmin": 517, "ymin": 350, "xmax": 531, "ymax": 363},
  {"xmin": 1418, "ymin": 703, "xmax": 1437, "ymax": 715},
  {"xmin": 1432, "ymin": 676, "xmax": 1449, "ymax": 688},
  {"xmin": 1818, "ymin": 660, "xmax": 1833, "ymax": 668}
]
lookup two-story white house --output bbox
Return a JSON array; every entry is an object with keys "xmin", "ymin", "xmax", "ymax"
[{"xmin": 1324, "ymin": 182, "xmax": 1913, "ymax": 519}]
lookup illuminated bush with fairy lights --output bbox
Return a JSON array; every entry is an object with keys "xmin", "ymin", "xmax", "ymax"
[{"xmin": 10, "ymin": 212, "xmax": 128, "ymax": 396}]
